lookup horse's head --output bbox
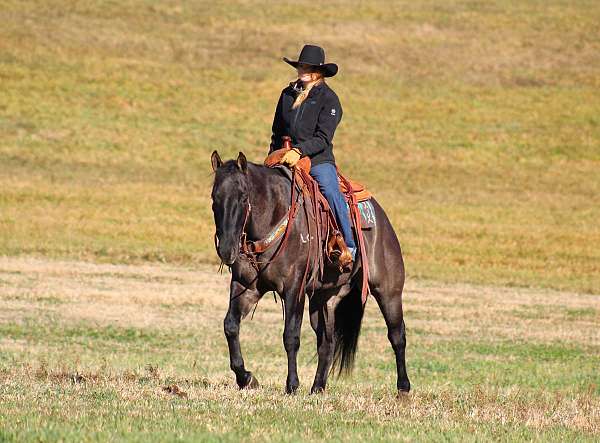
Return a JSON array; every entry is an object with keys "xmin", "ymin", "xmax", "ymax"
[{"xmin": 210, "ymin": 151, "xmax": 250, "ymax": 265}]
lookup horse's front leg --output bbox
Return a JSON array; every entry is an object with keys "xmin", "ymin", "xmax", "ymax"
[
  {"xmin": 224, "ymin": 280, "xmax": 261, "ymax": 389},
  {"xmin": 282, "ymin": 290, "xmax": 306, "ymax": 394}
]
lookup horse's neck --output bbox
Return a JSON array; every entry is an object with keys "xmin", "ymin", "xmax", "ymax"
[{"xmin": 246, "ymin": 165, "xmax": 292, "ymax": 241}]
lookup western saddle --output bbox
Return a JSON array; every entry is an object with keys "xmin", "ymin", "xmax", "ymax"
[{"xmin": 257, "ymin": 136, "xmax": 371, "ymax": 303}]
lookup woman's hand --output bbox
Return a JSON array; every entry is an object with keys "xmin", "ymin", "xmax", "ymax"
[{"xmin": 281, "ymin": 148, "xmax": 302, "ymax": 167}]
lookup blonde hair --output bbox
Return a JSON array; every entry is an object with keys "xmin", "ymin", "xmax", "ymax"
[{"xmin": 292, "ymin": 72, "xmax": 324, "ymax": 109}]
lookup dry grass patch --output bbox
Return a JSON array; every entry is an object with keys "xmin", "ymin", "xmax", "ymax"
[
  {"xmin": 1, "ymin": 364, "xmax": 598, "ymax": 440},
  {"xmin": 1, "ymin": 257, "xmax": 599, "ymax": 440}
]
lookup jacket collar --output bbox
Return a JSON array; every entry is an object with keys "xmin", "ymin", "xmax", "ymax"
[{"xmin": 308, "ymin": 81, "xmax": 326, "ymax": 98}]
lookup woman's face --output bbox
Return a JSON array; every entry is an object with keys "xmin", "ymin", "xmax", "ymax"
[{"xmin": 297, "ymin": 63, "xmax": 316, "ymax": 83}]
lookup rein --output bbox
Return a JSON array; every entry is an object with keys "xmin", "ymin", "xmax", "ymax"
[
  {"xmin": 239, "ymin": 200, "xmax": 252, "ymax": 253},
  {"xmin": 236, "ymin": 166, "xmax": 322, "ymax": 302},
  {"xmin": 239, "ymin": 169, "xmax": 304, "ymax": 269},
  {"xmin": 224, "ymin": 162, "xmax": 369, "ymax": 305}
]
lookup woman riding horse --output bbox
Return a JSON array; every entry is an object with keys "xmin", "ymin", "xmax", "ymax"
[
  {"xmin": 269, "ymin": 44, "xmax": 356, "ymax": 264},
  {"xmin": 209, "ymin": 44, "xmax": 410, "ymax": 396}
]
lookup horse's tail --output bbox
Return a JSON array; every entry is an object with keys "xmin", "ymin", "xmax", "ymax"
[{"xmin": 332, "ymin": 283, "xmax": 365, "ymax": 376}]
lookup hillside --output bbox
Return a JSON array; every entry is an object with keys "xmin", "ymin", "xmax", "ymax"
[{"xmin": 1, "ymin": 0, "xmax": 599, "ymax": 292}]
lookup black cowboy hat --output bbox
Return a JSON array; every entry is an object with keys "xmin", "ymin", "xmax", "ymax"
[{"xmin": 283, "ymin": 44, "xmax": 338, "ymax": 77}]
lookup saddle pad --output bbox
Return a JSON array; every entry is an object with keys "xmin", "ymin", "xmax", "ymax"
[{"xmin": 347, "ymin": 199, "xmax": 376, "ymax": 230}]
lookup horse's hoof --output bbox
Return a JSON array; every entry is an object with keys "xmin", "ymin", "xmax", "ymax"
[
  {"xmin": 238, "ymin": 373, "xmax": 259, "ymax": 390},
  {"xmin": 285, "ymin": 385, "xmax": 299, "ymax": 395},
  {"xmin": 398, "ymin": 380, "xmax": 411, "ymax": 393},
  {"xmin": 397, "ymin": 389, "xmax": 410, "ymax": 399},
  {"xmin": 310, "ymin": 386, "xmax": 325, "ymax": 395},
  {"xmin": 245, "ymin": 374, "xmax": 259, "ymax": 389}
]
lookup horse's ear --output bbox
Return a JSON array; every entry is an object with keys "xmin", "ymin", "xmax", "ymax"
[
  {"xmin": 211, "ymin": 151, "xmax": 222, "ymax": 172},
  {"xmin": 237, "ymin": 152, "xmax": 248, "ymax": 174}
]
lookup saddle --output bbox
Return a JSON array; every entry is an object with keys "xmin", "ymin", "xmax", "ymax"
[{"xmin": 264, "ymin": 137, "xmax": 371, "ymax": 303}]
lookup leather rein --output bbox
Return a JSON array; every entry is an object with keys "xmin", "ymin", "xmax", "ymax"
[
  {"xmin": 218, "ymin": 164, "xmax": 368, "ymax": 305},
  {"xmin": 237, "ymin": 169, "xmax": 304, "ymax": 269},
  {"xmin": 235, "ymin": 167, "xmax": 322, "ymax": 303}
]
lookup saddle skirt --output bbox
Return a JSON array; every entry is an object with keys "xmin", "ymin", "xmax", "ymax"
[{"xmin": 339, "ymin": 177, "xmax": 372, "ymax": 203}]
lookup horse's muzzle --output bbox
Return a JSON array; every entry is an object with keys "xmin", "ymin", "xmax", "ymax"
[{"xmin": 216, "ymin": 237, "xmax": 240, "ymax": 266}]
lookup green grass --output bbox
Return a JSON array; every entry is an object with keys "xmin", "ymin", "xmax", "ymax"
[
  {"xmin": 1, "ymin": 0, "xmax": 599, "ymax": 292},
  {"xmin": 1, "ymin": 315, "xmax": 598, "ymax": 441},
  {"xmin": 0, "ymin": 258, "xmax": 599, "ymax": 441}
]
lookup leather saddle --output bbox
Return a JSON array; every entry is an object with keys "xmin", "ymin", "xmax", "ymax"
[{"xmin": 264, "ymin": 137, "xmax": 372, "ymax": 271}]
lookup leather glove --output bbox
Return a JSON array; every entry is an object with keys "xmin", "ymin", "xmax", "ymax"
[{"xmin": 281, "ymin": 148, "xmax": 302, "ymax": 167}]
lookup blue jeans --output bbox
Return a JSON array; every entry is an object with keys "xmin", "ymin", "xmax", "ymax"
[{"xmin": 309, "ymin": 163, "xmax": 356, "ymax": 249}]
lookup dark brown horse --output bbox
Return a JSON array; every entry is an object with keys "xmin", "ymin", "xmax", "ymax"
[{"xmin": 210, "ymin": 151, "xmax": 410, "ymax": 395}]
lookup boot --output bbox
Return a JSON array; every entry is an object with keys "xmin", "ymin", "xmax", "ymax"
[
  {"xmin": 327, "ymin": 231, "xmax": 353, "ymax": 271},
  {"xmin": 338, "ymin": 247, "xmax": 353, "ymax": 270}
]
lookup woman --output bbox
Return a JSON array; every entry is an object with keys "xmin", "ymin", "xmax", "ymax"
[{"xmin": 269, "ymin": 44, "xmax": 356, "ymax": 261}]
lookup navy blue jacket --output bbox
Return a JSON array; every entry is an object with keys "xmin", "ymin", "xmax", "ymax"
[{"xmin": 269, "ymin": 81, "xmax": 343, "ymax": 166}]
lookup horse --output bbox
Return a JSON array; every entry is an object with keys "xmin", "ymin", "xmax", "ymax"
[{"xmin": 210, "ymin": 151, "xmax": 410, "ymax": 395}]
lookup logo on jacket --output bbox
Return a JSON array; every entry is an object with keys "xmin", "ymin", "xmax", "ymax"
[{"xmin": 331, "ymin": 108, "xmax": 336, "ymax": 116}]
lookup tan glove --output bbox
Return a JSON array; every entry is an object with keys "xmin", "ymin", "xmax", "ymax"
[{"xmin": 281, "ymin": 148, "xmax": 302, "ymax": 167}]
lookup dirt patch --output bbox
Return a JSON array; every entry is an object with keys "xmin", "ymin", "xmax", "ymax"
[{"xmin": 1, "ymin": 256, "xmax": 599, "ymax": 348}]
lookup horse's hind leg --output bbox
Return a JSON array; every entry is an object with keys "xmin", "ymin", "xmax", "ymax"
[
  {"xmin": 309, "ymin": 294, "xmax": 340, "ymax": 394},
  {"xmin": 224, "ymin": 281, "xmax": 262, "ymax": 389},
  {"xmin": 372, "ymin": 288, "xmax": 411, "ymax": 394}
]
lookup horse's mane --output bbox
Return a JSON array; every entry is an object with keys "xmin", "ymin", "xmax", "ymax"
[{"xmin": 214, "ymin": 160, "xmax": 290, "ymax": 188}]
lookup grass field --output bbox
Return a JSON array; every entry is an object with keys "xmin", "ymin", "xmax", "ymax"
[
  {"xmin": 0, "ymin": 257, "xmax": 598, "ymax": 441},
  {"xmin": 1, "ymin": 1, "xmax": 600, "ymax": 441},
  {"xmin": 1, "ymin": 0, "xmax": 599, "ymax": 293}
]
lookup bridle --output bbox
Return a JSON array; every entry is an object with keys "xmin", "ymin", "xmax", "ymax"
[
  {"xmin": 213, "ymin": 199, "xmax": 252, "ymax": 257},
  {"xmin": 238, "ymin": 200, "xmax": 252, "ymax": 254},
  {"xmin": 215, "ymin": 169, "xmax": 305, "ymax": 270}
]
